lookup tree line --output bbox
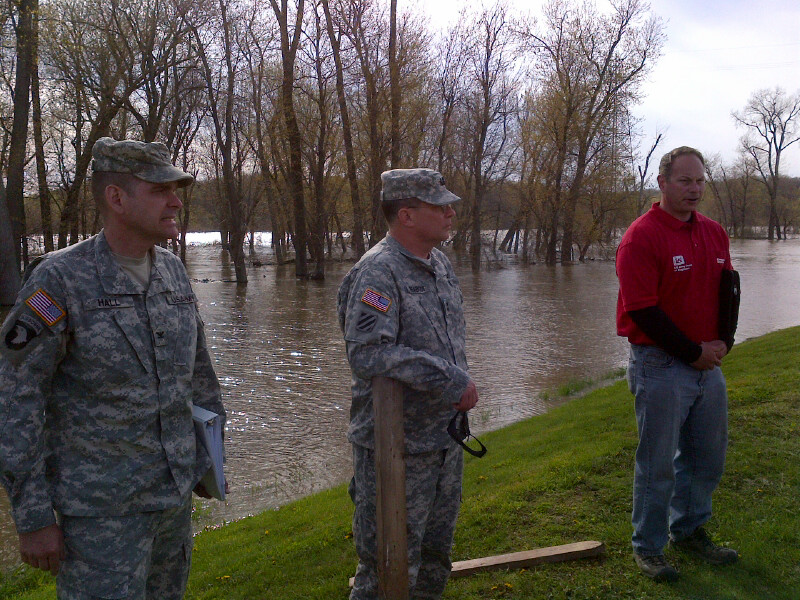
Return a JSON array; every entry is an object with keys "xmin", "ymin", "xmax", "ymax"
[{"xmin": 0, "ymin": 0, "xmax": 798, "ymax": 302}]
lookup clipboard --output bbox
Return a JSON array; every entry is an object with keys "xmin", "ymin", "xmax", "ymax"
[{"xmin": 192, "ymin": 405, "xmax": 226, "ymax": 501}]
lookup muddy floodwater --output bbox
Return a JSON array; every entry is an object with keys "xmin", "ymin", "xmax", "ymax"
[{"xmin": 2, "ymin": 237, "xmax": 799, "ymax": 570}]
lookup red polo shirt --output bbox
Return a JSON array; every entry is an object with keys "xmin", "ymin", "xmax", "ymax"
[{"xmin": 616, "ymin": 203, "xmax": 732, "ymax": 346}]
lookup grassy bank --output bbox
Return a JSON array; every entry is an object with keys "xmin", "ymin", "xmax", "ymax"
[{"xmin": 2, "ymin": 327, "xmax": 798, "ymax": 599}]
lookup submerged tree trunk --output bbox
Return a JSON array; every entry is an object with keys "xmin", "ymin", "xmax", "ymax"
[
  {"xmin": 6, "ymin": 0, "xmax": 37, "ymax": 269},
  {"xmin": 321, "ymin": 0, "xmax": 365, "ymax": 257},
  {"xmin": 31, "ymin": 4, "xmax": 53, "ymax": 254},
  {"xmin": 0, "ymin": 186, "xmax": 21, "ymax": 304},
  {"xmin": 271, "ymin": 0, "xmax": 308, "ymax": 278}
]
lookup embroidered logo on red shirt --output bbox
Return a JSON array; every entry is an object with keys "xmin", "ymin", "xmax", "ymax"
[{"xmin": 672, "ymin": 255, "xmax": 692, "ymax": 272}]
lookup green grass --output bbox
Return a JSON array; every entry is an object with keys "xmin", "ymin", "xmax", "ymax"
[{"xmin": 2, "ymin": 327, "xmax": 798, "ymax": 599}]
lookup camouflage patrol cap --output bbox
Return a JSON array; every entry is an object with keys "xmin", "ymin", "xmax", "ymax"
[
  {"xmin": 91, "ymin": 137, "xmax": 194, "ymax": 188},
  {"xmin": 380, "ymin": 168, "xmax": 461, "ymax": 206}
]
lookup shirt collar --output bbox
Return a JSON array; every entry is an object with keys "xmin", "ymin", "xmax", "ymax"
[
  {"xmin": 385, "ymin": 234, "xmax": 436, "ymax": 272},
  {"xmin": 650, "ymin": 201, "xmax": 694, "ymax": 230},
  {"xmin": 96, "ymin": 230, "xmax": 172, "ymax": 294}
]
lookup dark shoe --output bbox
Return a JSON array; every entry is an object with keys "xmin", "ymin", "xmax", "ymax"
[
  {"xmin": 671, "ymin": 527, "xmax": 738, "ymax": 565},
  {"xmin": 634, "ymin": 553, "xmax": 679, "ymax": 581}
]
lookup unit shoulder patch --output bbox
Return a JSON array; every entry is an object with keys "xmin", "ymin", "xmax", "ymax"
[
  {"xmin": 356, "ymin": 311, "xmax": 378, "ymax": 333},
  {"xmin": 5, "ymin": 319, "xmax": 40, "ymax": 350}
]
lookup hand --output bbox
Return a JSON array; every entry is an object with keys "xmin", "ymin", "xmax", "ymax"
[
  {"xmin": 453, "ymin": 380, "xmax": 478, "ymax": 412},
  {"xmin": 690, "ymin": 341, "xmax": 726, "ymax": 371},
  {"xmin": 19, "ymin": 524, "xmax": 65, "ymax": 575},
  {"xmin": 708, "ymin": 339, "xmax": 728, "ymax": 360}
]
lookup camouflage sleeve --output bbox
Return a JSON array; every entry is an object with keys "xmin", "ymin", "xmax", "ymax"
[
  {"xmin": 342, "ymin": 265, "xmax": 470, "ymax": 405},
  {"xmin": 0, "ymin": 265, "xmax": 68, "ymax": 533},
  {"xmin": 191, "ymin": 309, "xmax": 226, "ymax": 435}
]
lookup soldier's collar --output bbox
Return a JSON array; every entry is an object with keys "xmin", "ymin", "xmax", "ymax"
[
  {"xmin": 97, "ymin": 231, "xmax": 145, "ymax": 295},
  {"xmin": 385, "ymin": 235, "xmax": 436, "ymax": 272},
  {"xmin": 97, "ymin": 232, "xmax": 173, "ymax": 295}
]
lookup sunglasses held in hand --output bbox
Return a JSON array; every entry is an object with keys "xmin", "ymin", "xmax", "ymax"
[{"xmin": 447, "ymin": 411, "xmax": 487, "ymax": 458}]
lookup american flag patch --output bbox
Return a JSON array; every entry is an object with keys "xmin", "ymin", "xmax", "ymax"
[
  {"xmin": 25, "ymin": 288, "xmax": 66, "ymax": 326},
  {"xmin": 361, "ymin": 288, "xmax": 391, "ymax": 313}
]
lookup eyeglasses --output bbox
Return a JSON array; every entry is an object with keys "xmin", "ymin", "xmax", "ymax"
[{"xmin": 447, "ymin": 411, "xmax": 487, "ymax": 458}]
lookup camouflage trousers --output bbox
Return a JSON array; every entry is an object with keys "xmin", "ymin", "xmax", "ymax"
[
  {"xmin": 56, "ymin": 497, "xmax": 193, "ymax": 600},
  {"xmin": 349, "ymin": 443, "xmax": 463, "ymax": 600}
]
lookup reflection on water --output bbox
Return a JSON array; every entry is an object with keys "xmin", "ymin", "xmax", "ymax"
[{"xmin": 1, "ymin": 237, "xmax": 799, "ymax": 570}]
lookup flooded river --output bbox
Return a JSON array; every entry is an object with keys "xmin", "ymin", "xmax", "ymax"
[{"xmin": 2, "ymin": 237, "xmax": 799, "ymax": 570}]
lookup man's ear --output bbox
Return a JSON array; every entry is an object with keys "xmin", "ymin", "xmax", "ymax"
[
  {"xmin": 396, "ymin": 206, "xmax": 415, "ymax": 228},
  {"xmin": 104, "ymin": 184, "xmax": 126, "ymax": 214}
]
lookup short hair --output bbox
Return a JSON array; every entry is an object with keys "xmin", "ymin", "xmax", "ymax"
[
  {"xmin": 90, "ymin": 171, "xmax": 139, "ymax": 215},
  {"xmin": 382, "ymin": 197, "xmax": 421, "ymax": 224},
  {"xmin": 658, "ymin": 146, "xmax": 705, "ymax": 179}
]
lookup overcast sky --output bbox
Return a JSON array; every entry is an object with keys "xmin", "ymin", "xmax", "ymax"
[{"xmin": 412, "ymin": 0, "xmax": 800, "ymax": 176}]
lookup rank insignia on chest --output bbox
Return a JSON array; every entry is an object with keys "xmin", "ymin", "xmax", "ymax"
[
  {"xmin": 361, "ymin": 288, "xmax": 391, "ymax": 312},
  {"xmin": 25, "ymin": 288, "xmax": 66, "ymax": 326}
]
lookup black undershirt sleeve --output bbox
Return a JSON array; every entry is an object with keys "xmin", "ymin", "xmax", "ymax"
[{"xmin": 628, "ymin": 306, "xmax": 703, "ymax": 364}]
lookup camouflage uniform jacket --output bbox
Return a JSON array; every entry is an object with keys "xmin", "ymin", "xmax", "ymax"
[
  {"xmin": 337, "ymin": 235, "xmax": 470, "ymax": 454},
  {"xmin": 0, "ymin": 231, "xmax": 224, "ymax": 533}
]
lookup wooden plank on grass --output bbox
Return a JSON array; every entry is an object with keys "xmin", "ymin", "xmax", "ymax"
[
  {"xmin": 449, "ymin": 541, "xmax": 605, "ymax": 578},
  {"xmin": 349, "ymin": 541, "xmax": 605, "ymax": 587}
]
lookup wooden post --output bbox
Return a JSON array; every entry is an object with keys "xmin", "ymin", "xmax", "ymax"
[{"xmin": 372, "ymin": 376, "xmax": 408, "ymax": 600}]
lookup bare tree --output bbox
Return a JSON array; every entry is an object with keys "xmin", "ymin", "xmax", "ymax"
[
  {"xmin": 733, "ymin": 87, "xmax": 800, "ymax": 240},
  {"xmin": 461, "ymin": 2, "xmax": 520, "ymax": 268},
  {"xmin": 31, "ymin": 7, "xmax": 54, "ymax": 255},
  {"xmin": 339, "ymin": 0, "xmax": 389, "ymax": 245},
  {"xmin": 431, "ymin": 18, "xmax": 468, "ymax": 176},
  {"xmin": 321, "ymin": 0, "xmax": 365, "ymax": 257},
  {"xmin": 388, "ymin": 0, "xmax": 399, "ymax": 167},
  {"xmin": 242, "ymin": 10, "xmax": 289, "ymax": 264},
  {"xmin": 190, "ymin": 0, "xmax": 250, "ymax": 282},
  {"xmin": 0, "ymin": 190, "xmax": 19, "ymax": 304},
  {"xmin": 301, "ymin": 0, "xmax": 339, "ymax": 278},
  {"xmin": 530, "ymin": 0, "xmax": 664, "ymax": 263},
  {"xmin": 42, "ymin": 0, "xmax": 196, "ymax": 248},
  {"xmin": 5, "ymin": 0, "xmax": 36, "ymax": 275},
  {"xmin": 270, "ymin": 0, "xmax": 308, "ymax": 277},
  {"xmin": 636, "ymin": 132, "xmax": 662, "ymax": 216}
]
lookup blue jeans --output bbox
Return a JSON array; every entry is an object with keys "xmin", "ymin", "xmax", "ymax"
[{"xmin": 627, "ymin": 344, "xmax": 728, "ymax": 556}]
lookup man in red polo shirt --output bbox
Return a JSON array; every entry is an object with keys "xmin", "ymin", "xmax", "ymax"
[{"xmin": 616, "ymin": 146, "xmax": 739, "ymax": 582}]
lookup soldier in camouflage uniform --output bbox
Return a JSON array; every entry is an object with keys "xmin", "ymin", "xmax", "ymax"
[
  {"xmin": 337, "ymin": 168, "xmax": 479, "ymax": 599},
  {"xmin": 0, "ymin": 137, "xmax": 226, "ymax": 599}
]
